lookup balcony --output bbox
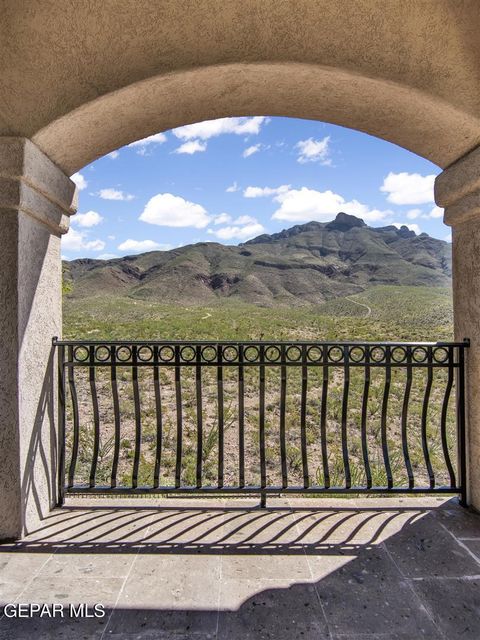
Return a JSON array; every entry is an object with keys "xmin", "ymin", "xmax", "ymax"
[{"xmin": 0, "ymin": 338, "xmax": 468, "ymax": 635}]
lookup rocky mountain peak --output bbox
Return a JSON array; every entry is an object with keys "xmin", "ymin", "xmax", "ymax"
[{"xmin": 326, "ymin": 212, "xmax": 366, "ymax": 232}]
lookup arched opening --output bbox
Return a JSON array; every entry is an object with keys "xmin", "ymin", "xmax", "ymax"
[
  {"xmin": 58, "ymin": 115, "xmax": 462, "ymax": 503},
  {"xmin": 32, "ymin": 62, "xmax": 480, "ymax": 174}
]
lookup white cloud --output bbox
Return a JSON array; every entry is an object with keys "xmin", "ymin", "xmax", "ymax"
[
  {"xmin": 272, "ymin": 187, "xmax": 391, "ymax": 223},
  {"xmin": 128, "ymin": 133, "xmax": 167, "ymax": 155},
  {"xmin": 61, "ymin": 228, "xmax": 105, "ymax": 252},
  {"xmin": 71, "ymin": 172, "xmax": 87, "ymax": 190},
  {"xmin": 173, "ymin": 116, "xmax": 267, "ymax": 141},
  {"xmin": 214, "ymin": 213, "xmax": 232, "ymax": 225},
  {"xmin": 295, "ymin": 136, "xmax": 331, "ymax": 165},
  {"xmin": 139, "ymin": 193, "xmax": 210, "ymax": 228},
  {"xmin": 243, "ymin": 144, "xmax": 261, "ymax": 158},
  {"xmin": 244, "ymin": 184, "xmax": 290, "ymax": 198},
  {"xmin": 444, "ymin": 233, "xmax": 452, "ymax": 243},
  {"xmin": 117, "ymin": 239, "xmax": 169, "ymax": 253},
  {"xmin": 406, "ymin": 208, "xmax": 422, "ymax": 220},
  {"xmin": 380, "ymin": 172, "xmax": 436, "ymax": 205},
  {"xmin": 226, "ymin": 181, "xmax": 239, "ymax": 193},
  {"xmin": 98, "ymin": 253, "xmax": 118, "ymax": 260},
  {"xmin": 209, "ymin": 216, "xmax": 265, "ymax": 241},
  {"xmin": 107, "ymin": 150, "xmax": 119, "ymax": 159},
  {"xmin": 72, "ymin": 210, "xmax": 103, "ymax": 228},
  {"xmin": 174, "ymin": 140, "xmax": 207, "ymax": 155},
  {"xmin": 234, "ymin": 215, "xmax": 257, "ymax": 225},
  {"xmin": 428, "ymin": 206, "xmax": 444, "ymax": 219},
  {"xmin": 98, "ymin": 188, "xmax": 135, "ymax": 201},
  {"xmin": 107, "ymin": 235, "xmax": 116, "ymax": 240},
  {"xmin": 392, "ymin": 222, "xmax": 421, "ymax": 234}
]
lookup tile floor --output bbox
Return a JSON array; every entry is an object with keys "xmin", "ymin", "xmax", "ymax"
[{"xmin": 0, "ymin": 496, "xmax": 479, "ymax": 639}]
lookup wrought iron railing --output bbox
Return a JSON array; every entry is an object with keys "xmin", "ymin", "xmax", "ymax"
[{"xmin": 54, "ymin": 339, "xmax": 468, "ymax": 505}]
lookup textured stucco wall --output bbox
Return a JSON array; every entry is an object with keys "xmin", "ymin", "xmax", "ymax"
[
  {"xmin": 437, "ymin": 145, "xmax": 480, "ymax": 510},
  {"xmin": 451, "ymin": 220, "xmax": 480, "ymax": 508},
  {"xmin": 0, "ymin": 139, "xmax": 75, "ymax": 538},
  {"xmin": 0, "ymin": 0, "xmax": 479, "ymax": 172}
]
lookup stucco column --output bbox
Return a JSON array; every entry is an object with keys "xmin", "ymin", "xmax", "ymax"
[
  {"xmin": 0, "ymin": 138, "xmax": 76, "ymax": 539},
  {"xmin": 435, "ymin": 145, "xmax": 480, "ymax": 510}
]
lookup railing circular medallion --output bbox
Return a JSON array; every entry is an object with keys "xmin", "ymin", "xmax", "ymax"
[
  {"xmin": 158, "ymin": 345, "xmax": 175, "ymax": 362},
  {"xmin": 137, "ymin": 345, "xmax": 154, "ymax": 362},
  {"xmin": 180, "ymin": 346, "xmax": 196, "ymax": 363},
  {"xmin": 370, "ymin": 346, "xmax": 386, "ymax": 363},
  {"xmin": 349, "ymin": 346, "xmax": 365, "ymax": 363},
  {"xmin": 73, "ymin": 345, "xmax": 89, "ymax": 362},
  {"xmin": 223, "ymin": 346, "xmax": 238, "ymax": 362},
  {"xmin": 433, "ymin": 347, "xmax": 449, "ymax": 364},
  {"xmin": 328, "ymin": 346, "xmax": 344, "ymax": 363},
  {"xmin": 116, "ymin": 346, "xmax": 132, "ymax": 362},
  {"xmin": 201, "ymin": 345, "xmax": 217, "ymax": 362},
  {"xmin": 307, "ymin": 346, "xmax": 323, "ymax": 362},
  {"xmin": 286, "ymin": 345, "xmax": 302, "ymax": 362},
  {"xmin": 95, "ymin": 345, "xmax": 111, "ymax": 362},
  {"xmin": 265, "ymin": 345, "xmax": 281, "ymax": 363},
  {"xmin": 244, "ymin": 346, "xmax": 260, "ymax": 363},
  {"xmin": 391, "ymin": 346, "xmax": 407, "ymax": 364},
  {"xmin": 412, "ymin": 347, "xmax": 428, "ymax": 363}
]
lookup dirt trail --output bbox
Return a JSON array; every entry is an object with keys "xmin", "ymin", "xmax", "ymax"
[{"xmin": 345, "ymin": 296, "xmax": 372, "ymax": 318}]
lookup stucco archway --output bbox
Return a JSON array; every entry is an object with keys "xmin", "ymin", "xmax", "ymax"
[{"xmin": 0, "ymin": 0, "xmax": 479, "ymax": 539}]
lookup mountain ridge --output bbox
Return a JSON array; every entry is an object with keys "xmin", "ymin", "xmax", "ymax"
[{"xmin": 64, "ymin": 213, "xmax": 451, "ymax": 307}]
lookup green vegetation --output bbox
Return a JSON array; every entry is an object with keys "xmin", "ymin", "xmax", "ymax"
[
  {"xmin": 64, "ymin": 285, "xmax": 453, "ymax": 343},
  {"xmin": 63, "ymin": 284, "xmax": 456, "ymax": 492}
]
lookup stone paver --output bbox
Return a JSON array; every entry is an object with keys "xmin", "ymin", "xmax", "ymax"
[{"xmin": 0, "ymin": 496, "xmax": 477, "ymax": 639}]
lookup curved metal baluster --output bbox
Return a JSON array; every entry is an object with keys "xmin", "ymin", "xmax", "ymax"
[
  {"xmin": 401, "ymin": 347, "xmax": 414, "ymax": 489},
  {"xmin": 320, "ymin": 345, "xmax": 330, "ymax": 488},
  {"xmin": 300, "ymin": 345, "xmax": 309, "ymax": 488},
  {"xmin": 153, "ymin": 345, "xmax": 163, "ymax": 489},
  {"xmin": 440, "ymin": 346, "xmax": 455, "ymax": 488},
  {"xmin": 195, "ymin": 344, "xmax": 203, "ymax": 489},
  {"xmin": 175, "ymin": 344, "xmax": 183, "ymax": 489},
  {"xmin": 421, "ymin": 346, "xmax": 435, "ymax": 488},
  {"xmin": 89, "ymin": 345, "xmax": 100, "ymax": 488},
  {"xmin": 381, "ymin": 346, "xmax": 393, "ymax": 489},
  {"xmin": 67, "ymin": 345, "xmax": 80, "ymax": 489},
  {"xmin": 259, "ymin": 344, "xmax": 266, "ymax": 489},
  {"xmin": 238, "ymin": 345, "xmax": 245, "ymax": 488},
  {"xmin": 57, "ymin": 344, "xmax": 66, "ymax": 505},
  {"xmin": 217, "ymin": 344, "xmax": 224, "ymax": 488},
  {"xmin": 341, "ymin": 345, "xmax": 351, "ymax": 488},
  {"xmin": 131, "ymin": 345, "xmax": 142, "ymax": 489},
  {"xmin": 280, "ymin": 345, "xmax": 288, "ymax": 489},
  {"xmin": 361, "ymin": 347, "xmax": 372, "ymax": 488},
  {"xmin": 110, "ymin": 346, "xmax": 121, "ymax": 489}
]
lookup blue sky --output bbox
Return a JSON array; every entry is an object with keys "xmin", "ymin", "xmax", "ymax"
[{"xmin": 63, "ymin": 116, "xmax": 449, "ymax": 260}]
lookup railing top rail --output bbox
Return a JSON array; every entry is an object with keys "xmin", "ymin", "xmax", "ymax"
[{"xmin": 53, "ymin": 337, "xmax": 470, "ymax": 348}]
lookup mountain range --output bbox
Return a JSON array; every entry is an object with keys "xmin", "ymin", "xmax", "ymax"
[{"xmin": 63, "ymin": 213, "xmax": 451, "ymax": 306}]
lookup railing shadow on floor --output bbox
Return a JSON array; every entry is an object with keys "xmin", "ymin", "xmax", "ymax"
[{"xmin": 0, "ymin": 498, "xmax": 467, "ymax": 556}]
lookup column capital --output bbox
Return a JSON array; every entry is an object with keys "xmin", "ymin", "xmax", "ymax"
[
  {"xmin": 0, "ymin": 137, "xmax": 77, "ymax": 234},
  {"xmin": 435, "ymin": 145, "xmax": 480, "ymax": 228}
]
